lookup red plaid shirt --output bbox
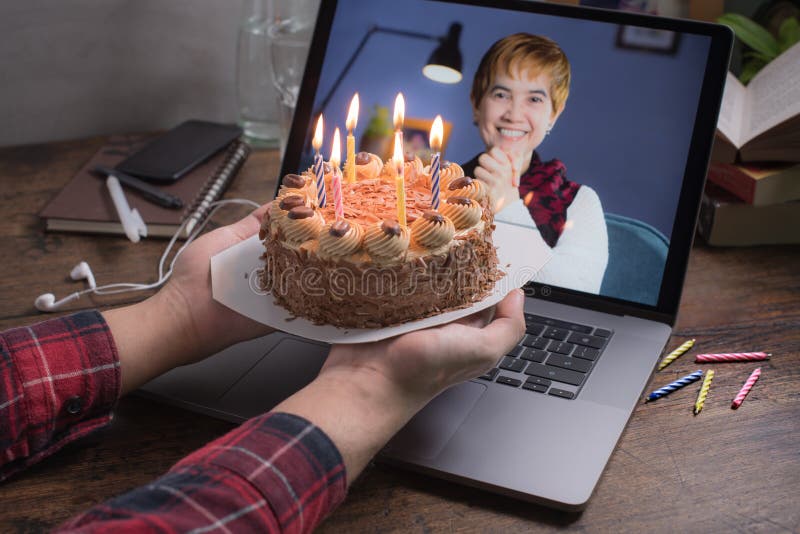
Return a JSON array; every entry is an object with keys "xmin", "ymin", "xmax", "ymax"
[{"xmin": 0, "ymin": 311, "xmax": 347, "ymax": 532}]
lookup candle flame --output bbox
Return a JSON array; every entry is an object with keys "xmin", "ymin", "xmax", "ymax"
[
  {"xmin": 346, "ymin": 93, "xmax": 359, "ymax": 131},
  {"xmin": 393, "ymin": 132, "xmax": 404, "ymax": 171},
  {"xmin": 331, "ymin": 127, "xmax": 341, "ymax": 168},
  {"xmin": 430, "ymin": 115, "xmax": 443, "ymax": 151},
  {"xmin": 312, "ymin": 114, "xmax": 323, "ymax": 150},
  {"xmin": 523, "ymin": 191, "xmax": 535, "ymax": 207},
  {"xmin": 393, "ymin": 93, "xmax": 405, "ymax": 130}
]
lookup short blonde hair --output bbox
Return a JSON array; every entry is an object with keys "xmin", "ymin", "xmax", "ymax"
[{"xmin": 470, "ymin": 33, "xmax": 571, "ymax": 114}]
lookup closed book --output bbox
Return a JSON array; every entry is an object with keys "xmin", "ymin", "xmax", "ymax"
[
  {"xmin": 697, "ymin": 183, "xmax": 800, "ymax": 246},
  {"xmin": 707, "ymin": 162, "xmax": 800, "ymax": 206},
  {"xmin": 39, "ymin": 134, "xmax": 250, "ymax": 238}
]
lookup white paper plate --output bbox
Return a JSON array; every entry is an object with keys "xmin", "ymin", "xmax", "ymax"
[{"xmin": 211, "ymin": 221, "xmax": 551, "ymax": 343}]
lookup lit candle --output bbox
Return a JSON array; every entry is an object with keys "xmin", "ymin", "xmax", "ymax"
[
  {"xmin": 393, "ymin": 92, "xmax": 405, "ymax": 151},
  {"xmin": 693, "ymin": 369, "xmax": 714, "ymax": 415},
  {"xmin": 731, "ymin": 368, "xmax": 761, "ymax": 409},
  {"xmin": 645, "ymin": 370, "xmax": 703, "ymax": 402},
  {"xmin": 312, "ymin": 114, "xmax": 326, "ymax": 207},
  {"xmin": 429, "ymin": 115, "xmax": 443, "ymax": 210},
  {"xmin": 345, "ymin": 93, "xmax": 359, "ymax": 183},
  {"xmin": 393, "ymin": 132, "xmax": 406, "ymax": 227},
  {"xmin": 330, "ymin": 127, "xmax": 344, "ymax": 220},
  {"xmin": 695, "ymin": 352, "xmax": 771, "ymax": 363},
  {"xmin": 657, "ymin": 338, "xmax": 695, "ymax": 371}
]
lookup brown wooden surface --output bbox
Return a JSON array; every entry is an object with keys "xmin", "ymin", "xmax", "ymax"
[{"xmin": 0, "ymin": 137, "xmax": 798, "ymax": 532}]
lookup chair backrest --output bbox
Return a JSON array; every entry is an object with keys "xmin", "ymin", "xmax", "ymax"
[{"xmin": 600, "ymin": 213, "xmax": 669, "ymax": 306}]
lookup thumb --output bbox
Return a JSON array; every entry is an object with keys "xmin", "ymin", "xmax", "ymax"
[{"xmin": 193, "ymin": 202, "xmax": 270, "ymax": 256}]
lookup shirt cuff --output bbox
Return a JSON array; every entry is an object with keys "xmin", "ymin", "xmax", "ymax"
[
  {"xmin": 173, "ymin": 412, "xmax": 347, "ymax": 532},
  {"xmin": 0, "ymin": 310, "xmax": 121, "ymax": 481}
]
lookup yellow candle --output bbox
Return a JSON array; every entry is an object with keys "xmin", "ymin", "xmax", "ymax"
[
  {"xmin": 693, "ymin": 369, "xmax": 714, "ymax": 415},
  {"xmin": 393, "ymin": 92, "xmax": 405, "ymax": 153},
  {"xmin": 393, "ymin": 132, "xmax": 406, "ymax": 227},
  {"xmin": 658, "ymin": 338, "xmax": 695, "ymax": 371},
  {"xmin": 345, "ymin": 93, "xmax": 359, "ymax": 183}
]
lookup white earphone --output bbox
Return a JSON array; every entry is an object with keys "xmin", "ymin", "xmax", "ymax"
[{"xmin": 34, "ymin": 198, "xmax": 260, "ymax": 312}]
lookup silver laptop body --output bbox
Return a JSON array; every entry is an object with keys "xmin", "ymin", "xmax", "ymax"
[{"xmin": 141, "ymin": 0, "xmax": 731, "ymax": 510}]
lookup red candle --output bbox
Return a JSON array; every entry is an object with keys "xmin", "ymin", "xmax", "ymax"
[{"xmin": 695, "ymin": 352, "xmax": 770, "ymax": 363}]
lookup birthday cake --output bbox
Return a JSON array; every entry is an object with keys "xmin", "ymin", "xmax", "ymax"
[{"xmin": 259, "ymin": 151, "xmax": 501, "ymax": 328}]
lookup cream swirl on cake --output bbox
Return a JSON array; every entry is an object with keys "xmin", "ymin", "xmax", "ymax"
[
  {"xmin": 364, "ymin": 220, "xmax": 410, "ymax": 262},
  {"xmin": 404, "ymin": 151, "xmax": 425, "ymax": 184},
  {"xmin": 440, "ymin": 161, "xmax": 464, "ymax": 186},
  {"xmin": 444, "ymin": 176, "xmax": 486, "ymax": 202},
  {"xmin": 410, "ymin": 210, "xmax": 455, "ymax": 250},
  {"xmin": 355, "ymin": 151, "xmax": 383, "ymax": 180},
  {"xmin": 278, "ymin": 173, "xmax": 317, "ymax": 202},
  {"xmin": 438, "ymin": 196, "xmax": 483, "ymax": 230},
  {"xmin": 282, "ymin": 205, "xmax": 324, "ymax": 244},
  {"xmin": 318, "ymin": 219, "xmax": 365, "ymax": 259}
]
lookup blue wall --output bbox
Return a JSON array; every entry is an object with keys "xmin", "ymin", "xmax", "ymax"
[{"xmin": 306, "ymin": 0, "xmax": 710, "ymax": 238}]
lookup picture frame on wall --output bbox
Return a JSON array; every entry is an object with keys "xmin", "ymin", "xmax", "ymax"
[
  {"xmin": 403, "ymin": 117, "xmax": 453, "ymax": 162},
  {"xmin": 616, "ymin": 26, "xmax": 681, "ymax": 54}
]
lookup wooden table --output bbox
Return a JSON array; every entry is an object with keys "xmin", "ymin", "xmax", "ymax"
[{"xmin": 1, "ymin": 137, "xmax": 798, "ymax": 532}]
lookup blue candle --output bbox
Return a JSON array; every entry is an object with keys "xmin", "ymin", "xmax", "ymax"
[
  {"xmin": 312, "ymin": 115, "xmax": 326, "ymax": 207},
  {"xmin": 430, "ymin": 115, "xmax": 443, "ymax": 210},
  {"xmin": 645, "ymin": 370, "xmax": 703, "ymax": 402}
]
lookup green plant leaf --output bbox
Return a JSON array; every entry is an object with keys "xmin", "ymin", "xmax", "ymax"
[
  {"xmin": 778, "ymin": 17, "xmax": 800, "ymax": 52},
  {"xmin": 718, "ymin": 13, "xmax": 780, "ymax": 58},
  {"xmin": 740, "ymin": 59, "xmax": 767, "ymax": 85},
  {"xmin": 743, "ymin": 50, "xmax": 773, "ymax": 63}
]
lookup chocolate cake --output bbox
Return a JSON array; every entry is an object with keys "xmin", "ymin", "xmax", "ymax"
[{"xmin": 259, "ymin": 154, "xmax": 501, "ymax": 328}]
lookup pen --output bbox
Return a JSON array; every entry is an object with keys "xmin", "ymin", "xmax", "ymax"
[
  {"xmin": 106, "ymin": 176, "xmax": 147, "ymax": 243},
  {"xmin": 94, "ymin": 166, "xmax": 183, "ymax": 209}
]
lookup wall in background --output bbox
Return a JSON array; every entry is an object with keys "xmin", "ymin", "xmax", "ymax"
[
  {"xmin": 0, "ymin": 0, "xmax": 250, "ymax": 147},
  {"xmin": 307, "ymin": 0, "xmax": 711, "ymax": 238}
]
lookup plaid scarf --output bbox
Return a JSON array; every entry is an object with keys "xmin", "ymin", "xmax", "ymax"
[{"xmin": 517, "ymin": 152, "xmax": 580, "ymax": 248}]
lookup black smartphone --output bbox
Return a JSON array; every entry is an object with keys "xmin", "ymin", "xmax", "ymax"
[{"xmin": 115, "ymin": 120, "xmax": 242, "ymax": 182}]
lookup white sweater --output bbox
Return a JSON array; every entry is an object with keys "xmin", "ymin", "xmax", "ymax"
[{"xmin": 495, "ymin": 186, "xmax": 609, "ymax": 294}]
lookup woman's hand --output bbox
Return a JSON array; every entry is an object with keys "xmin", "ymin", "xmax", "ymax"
[
  {"xmin": 105, "ymin": 203, "xmax": 274, "ymax": 394},
  {"xmin": 274, "ymin": 290, "xmax": 526, "ymax": 483},
  {"xmin": 474, "ymin": 147, "xmax": 526, "ymax": 213}
]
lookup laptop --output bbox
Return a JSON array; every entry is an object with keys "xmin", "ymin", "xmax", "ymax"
[{"xmin": 140, "ymin": 0, "xmax": 732, "ymax": 511}]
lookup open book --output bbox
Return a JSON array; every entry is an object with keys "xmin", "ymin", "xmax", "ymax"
[{"xmin": 712, "ymin": 40, "xmax": 800, "ymax": 163}]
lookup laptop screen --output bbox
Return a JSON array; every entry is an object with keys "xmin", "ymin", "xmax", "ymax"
[{"xmin": 281, "ymin": 0, "xmax": 729, "ymax": 314}]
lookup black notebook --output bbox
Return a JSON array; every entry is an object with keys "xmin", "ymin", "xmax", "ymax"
[{"xmin": 39, "ymin": 135, "xmax": 250, "ymax": 238}]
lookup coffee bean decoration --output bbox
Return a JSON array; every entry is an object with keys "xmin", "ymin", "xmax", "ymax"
[
  {"xmin": 329, "ymin": 219, "xmax": 351, "ymax": 237},
  {"xmin": 287, "ymin": 206, "xmax": 314, "ymax": 220}
]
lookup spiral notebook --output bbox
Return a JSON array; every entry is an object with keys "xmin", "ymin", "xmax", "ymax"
[{"xmin": 39, "ymin": 134, "xmax": 250, "ymax": 238}]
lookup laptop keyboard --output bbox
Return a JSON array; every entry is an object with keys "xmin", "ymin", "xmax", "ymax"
[{"xmin": 477, "ymin": 313, "xmax": 613, "ymax": 400}]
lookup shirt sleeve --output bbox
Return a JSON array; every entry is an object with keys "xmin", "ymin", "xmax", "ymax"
[
  {"xmin": 58, "ymin": 412, "xmax": 348, "ymax": 534},
  {"xmin": 0, "ymin": 310, "xmax": 121, "ymax": 482},
  {"xmin": 532, "ymin": 186, "xmax": 609, "ymax": 294}
]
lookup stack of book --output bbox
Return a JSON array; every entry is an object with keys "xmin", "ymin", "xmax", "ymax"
[{"xmin": 701, "ymin": 41, "xmax": 800, "ymax": 246}]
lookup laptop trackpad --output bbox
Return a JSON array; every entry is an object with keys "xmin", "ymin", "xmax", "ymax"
[{"xmin": 383, "ymin": 381, "xmax": 486, "ymax": 461}]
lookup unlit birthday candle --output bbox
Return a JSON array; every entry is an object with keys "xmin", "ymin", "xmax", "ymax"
[
  {"xmin": 731, "ymin": 368, "xmax": 761, "ymax": 409},
  {"xmin": 695, "ymin": 352, "xmax": 771, "ymax": 363},
  {"xmin": 330, "ymin": 128, "xmax": 344, "ymax": 220},
  {"xmin": 693, "ymin": 369, "xmax": 714, "ymax": 415},
  {"xmin": 429, "ymin": 115, "xmax": 443, "ymax": 210},
  {"xmin": 657, "ymin": 338, "xmax": 695, "ymax": 371},
  {"xmin": 645, "ymin": 370, "xmax": 703, "ymax": 402},
  {"xmin": 313, "ymin": 114, "xmax": 326, "ymax": 207},
  {"xmin": 345, "ymin": 93, "xmax": 359, "ymax": 183}
]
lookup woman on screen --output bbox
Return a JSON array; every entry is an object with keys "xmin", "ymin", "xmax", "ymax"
[{"xmin": 463, "ymin": 33, "xmax": 608, "ymax": 294}]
